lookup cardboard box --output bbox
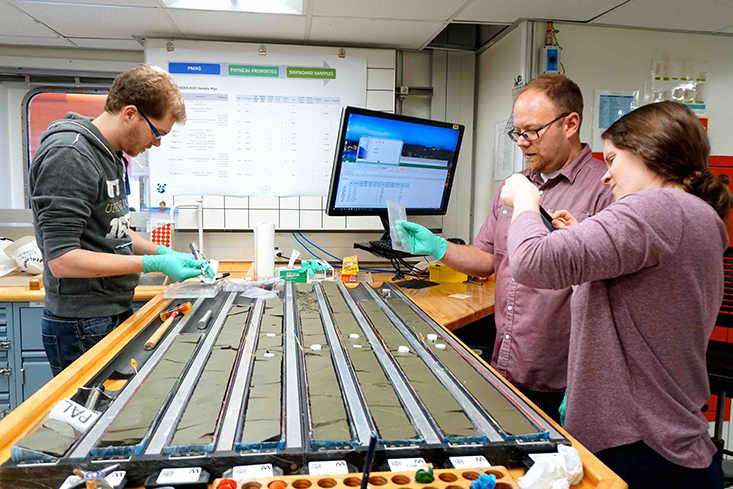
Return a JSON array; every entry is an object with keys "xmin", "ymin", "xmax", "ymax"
[
  {"xmin": 341, "ymin": 255, "xmax": 359, "ymax": 282},
  {"xmin": 278, "ymin": 267, "xmax": 308, "ymax": 283}
]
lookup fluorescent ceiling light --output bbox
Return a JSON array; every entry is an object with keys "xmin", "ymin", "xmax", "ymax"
[{"xmin": 161, "ymin": 0, "xmax": 302, "ymax": 14}]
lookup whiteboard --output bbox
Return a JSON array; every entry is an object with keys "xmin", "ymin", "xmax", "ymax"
[{"xmin": 145, "ymin": 40, "xmax": 367, "ymax": 201}]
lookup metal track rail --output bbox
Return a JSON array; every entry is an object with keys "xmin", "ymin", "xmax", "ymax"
[
  {"xmin": 364, "ymin": 285, "xmax": 503, "ymax": 441},
  {"xmin": 337, "ymin": 283, "xmax": 441, "ymax": 444},
  {"xmin": 69, "ymin": 297, "xmax": 206, "ymax": 458},
  {"xmin": 145, "ymin": 293, "xmax": 237, "ymax": 454},
  {"xmin": 216, "ymin": 298, "xmax": 265, "ymax": 451},
  {"xmin": 382, "ymin": 283, "xmax": 564, "ymax": 440},
  {"xmin": 284, "ymin": 283, "xmax": 303, "ymax": 449},
  {"xmin": 313, "ymin": 282, "xmax": 375, "ymax": 445}
]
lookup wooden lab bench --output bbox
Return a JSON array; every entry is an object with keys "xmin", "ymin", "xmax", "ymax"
[{"xmin": 0, "ymin": 262, "xmax": 625, "ymax": 488}]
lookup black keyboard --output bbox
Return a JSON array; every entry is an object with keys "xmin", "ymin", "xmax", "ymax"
[{"xmin": 369, "ymin": 239, "xmax": 393, "ymax": 250}]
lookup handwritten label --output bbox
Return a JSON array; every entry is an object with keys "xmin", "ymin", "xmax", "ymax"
[
  {"xmin": 449, "ymin": 456, "xmax": 491, "ymax": 469},
  {"xmin": 387, "ymin": 458, "xmax": 426, "ymax": 472},
  {"xmin": 232, "ymin": 464, "xmax": 274, "ymax": 479},
  {"xmin": 49, "ymin": 399, "xmax": 100, "ymax": 433},
  {"xmin": 157, "ymin": 467, "xmax": 203, "ymax": 484},
  {"xmin": 308, "ymin": 460, "xmax": 349, "ymax": 475},
  {"xmin": 59, "ymin": 471, "xmax": 126, "ymax": 489}
]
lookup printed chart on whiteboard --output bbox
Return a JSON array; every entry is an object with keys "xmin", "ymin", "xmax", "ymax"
[{"xmin": 145, "ymin": 47, "xmax": 367, "ymax": 200}]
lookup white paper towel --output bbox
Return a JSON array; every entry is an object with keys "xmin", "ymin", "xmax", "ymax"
[{"xmin": 254, "ymin": 222, "xmax": 275, "ymax": 277}]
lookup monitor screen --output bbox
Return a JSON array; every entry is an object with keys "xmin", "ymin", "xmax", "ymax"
[{"xmin": 326, "ymin": 107, "xmax": 464, "ymax": 216}]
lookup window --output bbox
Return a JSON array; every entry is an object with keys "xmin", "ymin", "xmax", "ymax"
[{"xmin": 26, "ymin": 90, "xmax": 144, "ymax": 210}]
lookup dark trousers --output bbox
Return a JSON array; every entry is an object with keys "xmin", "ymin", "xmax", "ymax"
[
  {"xmin": 41, "ymin": 308, "xmax": 132, "ymax": 376},
  {"xmin": 517, "ymin": 387, "xmax": 565, "ymax": 425},
  {"xmin": 595, "ymin": 440, "xmax": 724, "ymax": 489}
]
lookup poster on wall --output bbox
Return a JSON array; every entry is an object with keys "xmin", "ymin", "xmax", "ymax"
[
  {"xmin": 591, "ymin": 89, "xmax": 639, "ymax": 150},
  {"xmin": 146, "ymin": 42, "xmax": 367, "ymax": 201}
]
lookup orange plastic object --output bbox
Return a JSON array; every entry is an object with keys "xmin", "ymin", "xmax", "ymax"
[
  {"xmin": 218, "ymin": 479, "xmax": 238, "ymax": 489},
  {"xmin": 211, "ymin": 467, "xmax": 519, "ymax": 489},
  {"xmin": 160, "ymin": 302, "xmax": 193, "ymax": 321}
]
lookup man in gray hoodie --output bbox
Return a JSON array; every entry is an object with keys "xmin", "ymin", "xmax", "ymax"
[{"xmin": 30, "ymin": 64, "xmax": 212, "ymax": 376}]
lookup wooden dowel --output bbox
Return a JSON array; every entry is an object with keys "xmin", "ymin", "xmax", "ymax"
[{"xmin": 145, "ymin": 314, "xmax": 176, "ymax": 350}]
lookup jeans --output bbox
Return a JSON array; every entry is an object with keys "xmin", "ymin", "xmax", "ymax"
[
  {"xmin": 595, "ymin": 440, "xmax": 724, "ymax": 489},
  {"xmin": 41, "ymin": 308, "xmax": 132, "ymax": 376}
]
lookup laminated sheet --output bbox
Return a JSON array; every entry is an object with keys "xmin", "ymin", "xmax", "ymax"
[
  {"xmin": 240, "ymin": 301, "xmax": 284, "ymax": 445},
  {"xmin": 296, "ymin": 284, "xmax": 351, "ymax": 442},
  {"xmin": 170, "ymin": 305, "xmax": 250, "ymax": 447},
  {"xmin": 100, "ymin": 335, "xmax": 200, "ymax": 447},
  {"xmin": 321, "ymin": 282, "xmax": 417, "ymax": 441},
  {"xmin": 388, "ymin": 299, "xmax": 537, "ymax": 436},
  {"xmin": 359, "ymin": 302, "xmax": 478, "ymax": 439}
]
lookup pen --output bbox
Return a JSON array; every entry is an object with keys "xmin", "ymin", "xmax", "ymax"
[{"xmin": 189, "ymin": 242, "xmax": 210, "ymax": 279}]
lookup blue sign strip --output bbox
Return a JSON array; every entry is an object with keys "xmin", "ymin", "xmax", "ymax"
[{"xmin": 169, "ymin": 62, "xmax": 221, "ymax": 75}]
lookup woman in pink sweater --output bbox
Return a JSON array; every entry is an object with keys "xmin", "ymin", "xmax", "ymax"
[{"xmin": 500, "ymin": 101, "xmax": 732, "ymax": 489}]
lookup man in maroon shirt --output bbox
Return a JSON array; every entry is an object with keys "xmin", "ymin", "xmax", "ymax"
[{"xmin": 397, "ymin": 74, "xmax": 613, "ymax": 423}]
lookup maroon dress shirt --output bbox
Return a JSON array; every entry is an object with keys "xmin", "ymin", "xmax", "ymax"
[
  {"xmin": 507, "ymin": 188, "xmax": 727, "ymax": 468},
  {"xmin": 475, "ymin": 144, "xmax": 613, "ymax": 391}
]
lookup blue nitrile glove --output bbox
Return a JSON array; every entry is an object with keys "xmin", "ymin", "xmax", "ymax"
[
  {"xmin": 156, "ymin": 245, "xmax": 194, "ymax": 258},
  {"xmin": 143, "ymin": 254, "xmax": 211, "ymax": 282},
  {"xmin": 395, "ymin": 220, "xmax": 448, "ymax": 260},
  {"xmin": 559, "ymin": 389, "xmax": 567, "ymax": 427},
  {"xmin": 300, "ymin": 259, "xmax": 330, "ymax": 277}
]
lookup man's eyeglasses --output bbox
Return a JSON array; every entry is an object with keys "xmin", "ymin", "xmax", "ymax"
[
  {"xmin": 138, "ymin": 110, "xmax": 163, "ymax": 140},
  {"xmin": 507, "ymin": 113, "xmax": 570, "ymax": 142}
]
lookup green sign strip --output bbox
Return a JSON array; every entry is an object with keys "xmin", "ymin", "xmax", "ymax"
[
  {"xmin": 287, "ymin": 67, "xmax": 336, "ymax": 79},
  {"xmin": 229, "ymin": 65, "xmax": 279, "ymax": 77}
]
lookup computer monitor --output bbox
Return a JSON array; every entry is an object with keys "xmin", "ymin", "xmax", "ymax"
[{"xmin": 326, "ymin": 107, "xmax": 465, "ymax": 235}]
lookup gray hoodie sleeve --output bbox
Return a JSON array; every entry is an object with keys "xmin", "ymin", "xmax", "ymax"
[{"xmin": 32, "ymin": 146, "xmax": 102, "ymax": 261}]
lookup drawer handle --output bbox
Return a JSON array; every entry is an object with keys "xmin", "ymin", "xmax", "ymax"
[
  {"xmin": 0, "ymin": 340, "xmax": 9, "ymax": 351},
  {"xmin": 0, "ymin": 368, "xmax": 11, "ymax": 377}
]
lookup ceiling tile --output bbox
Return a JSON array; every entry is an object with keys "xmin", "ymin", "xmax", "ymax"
[
  {"xmin": 68, "ymin": 38, "xmax": 144, "ymax": 50},
  {"xmin": 456, "ymin": 0, "xmax": 621, "ymax": 24},
  {"xmin": 310, "ymin": 17, "xmax": 443, "ymax": 49},
  {"xmin": 166, "ymin": 10, "xmax": 306, "ymax": 41},
  {"xmin": 312, "ymin": 0, "xmax": 464, "ymax": 22},
  {"xmin": 11, "ymin": 2, "xmax": 183, "ymax": 38},
  {"xmin": 0, "ymin": 34, "xmax": 73, "ymax": 46},
  {"xmin": 591, "ymin": 0, "xmax": 733, "ymax": 32},
  {"xmin": 0, "ymin": 0, "xmax": 59, "ymax": 37}
]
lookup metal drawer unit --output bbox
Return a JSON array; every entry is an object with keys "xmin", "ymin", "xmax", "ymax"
[
  {"xmin": 12, "ymin": 303, "xmax": 52, "ymax": 406},
  {"xmin": 0, "ymin": 304, "xmax": 14, "ymax": 411}
]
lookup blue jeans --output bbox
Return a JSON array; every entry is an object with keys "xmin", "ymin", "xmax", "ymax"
[
  {"xmin": 596, "ymin": 440, "xmax": 724, "ymax": 489},
  {"xmin": 41, "ymin": 308, "xmax": 132, "ymax": 376}
]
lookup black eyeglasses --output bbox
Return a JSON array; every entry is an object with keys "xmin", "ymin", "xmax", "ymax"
[
  {"xmin": 138, "ymin": 110, "xmax": 163, "ymax": 140},
  {"xmin": 507, "ymin": 113, "xmax": 570, "ymax": 142}
]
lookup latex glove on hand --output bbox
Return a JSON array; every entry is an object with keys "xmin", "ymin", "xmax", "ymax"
[
  {"xmin": 500, "ymin": 173, "xmax": 540, "ymax": 208},
  {"xmin": 395, "ymin": 220, "xmax": 448, "ymax": 260},
  {"xmin": 155, "ymin": 245, "xmax": 195, "ymax": 259},
  {"xmin": 142, "ymin": 254, "xmax": 214, "ymax": 282}
]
